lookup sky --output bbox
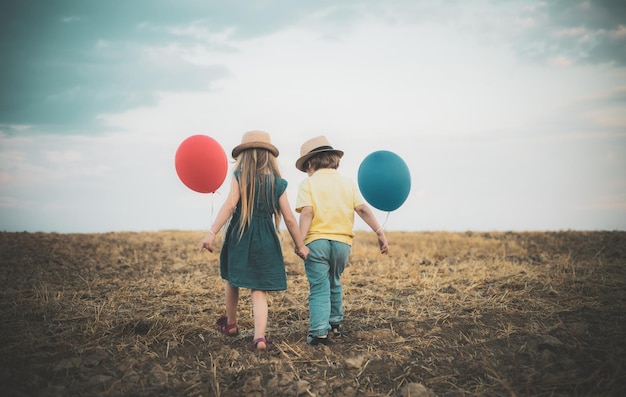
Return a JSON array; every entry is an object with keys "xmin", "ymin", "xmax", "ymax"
[{"xmin": 1, "ymin": 0, "xmax": 625, "ymax": 234}]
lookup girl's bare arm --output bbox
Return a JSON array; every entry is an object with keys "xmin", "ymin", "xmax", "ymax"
[
  {"xmin": 199, "ymin": 178, "xmax": 240, "ymax": 252},
  {"xmin": 279, "ymin": 193, "xmax": 309, "ymax": 259}
]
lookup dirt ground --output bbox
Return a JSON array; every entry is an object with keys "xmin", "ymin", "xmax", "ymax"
[{"xmin": 0, "ymin": 230, "xmax": 625, "ymax": 396}]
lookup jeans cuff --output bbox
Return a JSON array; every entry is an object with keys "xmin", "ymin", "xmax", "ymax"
[{"xmin": 309, "ymin": 328, "xmax": 329, "ymax": 337}]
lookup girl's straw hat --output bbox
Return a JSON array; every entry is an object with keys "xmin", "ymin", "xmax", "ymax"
[
  {"xmin": 232, "ymin": 130, "xmax": 279, "ymax": 158},
  {"xmin": 295, "ymin": 136, "xmax": 344, "ymax": 172}
]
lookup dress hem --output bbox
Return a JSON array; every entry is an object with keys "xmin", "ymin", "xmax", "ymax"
[{"xmin": 221, "ymin": 277, "xmax": 287, "ymax": 291}]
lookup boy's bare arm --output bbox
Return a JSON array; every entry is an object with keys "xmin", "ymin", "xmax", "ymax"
[
  {"xmin": 299, "ymin": 206, "xmax": 314, "ymax": 242},
  {"xmin": 355, "ymin": 204, "xmax": 389, "ymax": 254}
]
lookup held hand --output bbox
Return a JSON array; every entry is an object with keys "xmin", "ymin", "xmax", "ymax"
[{"xmin": 295, "ymin": 245, "xmax": 310, "ymax": 260}]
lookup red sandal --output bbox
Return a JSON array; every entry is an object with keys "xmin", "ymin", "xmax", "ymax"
[
  {"xmin": 216, "ymin": 315, "xmax": 239, "ymax": 336},
  {"xmin": 252, "ymin": 337, "xmax": 270, "ymax": 353}
]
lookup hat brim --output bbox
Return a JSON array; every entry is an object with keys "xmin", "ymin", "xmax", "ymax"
[
  {"xmin": 296, "ymin": 149, "xmax": 344, "ymax": 172},
  {"xmin": 232, "ymin": 142, "xmax": 279, "ymax": 158}
]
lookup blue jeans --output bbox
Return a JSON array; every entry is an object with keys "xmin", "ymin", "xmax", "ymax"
[{"xmin": 304, "ymin": 239, "xmax": 351, "ymax": 337}]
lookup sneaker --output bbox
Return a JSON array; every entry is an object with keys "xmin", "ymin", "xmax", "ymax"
[
  {"xmin": 307, "ymin": 334, "xmax": 331, "ymax": 346},
  {"xmin": 330, "ymin": 323, "xmax": 342, "ymax": 337}
]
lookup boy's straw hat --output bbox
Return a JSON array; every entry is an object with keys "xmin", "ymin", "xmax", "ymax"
[
  {"xmin": 232, "ymin": 130, "xmax": 279, "ymax": 158},
  {"xmin": 296, "ymin": 136, "xmax": 344, "ymax": 172}
]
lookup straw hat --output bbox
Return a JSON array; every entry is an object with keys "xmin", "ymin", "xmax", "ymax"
[
  {"xmin": 231, "ymin": 130, "xmax": 279, "ymax": 158},
  {"xmin": 295, "ymin": 136, "xmax": 344, "ymax": 172}
]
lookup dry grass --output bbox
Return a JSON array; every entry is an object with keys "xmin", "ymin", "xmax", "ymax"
[{"xmin": 0, "ymin": 230, "xmax": 624, "ymax": 396}]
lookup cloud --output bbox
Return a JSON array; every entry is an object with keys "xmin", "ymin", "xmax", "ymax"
[
  {"xmin": 44, "ymin": 150, "xmax": 83, "ymax": 164},
  {"xmin": 0, "ymin": 3, "xmax": 232, "ymax": 129},
  {"xmin": 521, "ymin": 0, "xmax": 626, "ymax": 66},
  {"xmin": 3, "ymin": 0, "xmax": 625, "ymax": 133},
  {"xmin": 0, "ymin": 1, "xmax": 296, "ymax": 129},
  {"xmin": 573, "ymin": 86, "xmax": 626, "ymax": 130},
  {"xmin": 0, "ymin": 196, "xmax": 18, "ymax": 208},
  {"xmin": 1, "ymin": 0, "xmax": 363, "ymax": 131},
  {"xmin": 548, "ymin": 56, "xmax": 575, "ymax": 68},
  {"xmin": 586, "ymin": 194, "xmax": 626, "ymax": 210},
  {"xmin": 609, "ymin": 24, "xmax": 626, "ymax": 39},
  {"xmin": 553, "ymin": 27, "xmax": 588, "ymax": 38}
]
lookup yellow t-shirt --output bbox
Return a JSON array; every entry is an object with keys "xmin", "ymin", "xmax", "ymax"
[{"xmin": 295, "ymin": 169, "xmax": 366, "ymax": 246}]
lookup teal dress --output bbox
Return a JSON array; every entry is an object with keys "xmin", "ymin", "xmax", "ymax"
[{"xmin": 220, "ymin": 173, "xmax": 288, "ymax": 291}]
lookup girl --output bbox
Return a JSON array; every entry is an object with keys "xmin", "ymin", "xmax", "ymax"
[{"xmin": 200, "ymin": 131, "xmax": 309, "ymax": 352}]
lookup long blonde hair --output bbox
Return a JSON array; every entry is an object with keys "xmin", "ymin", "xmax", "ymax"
[{"xmin": 234, "ymin": 148, "xmax": 283, "ymax": 240}]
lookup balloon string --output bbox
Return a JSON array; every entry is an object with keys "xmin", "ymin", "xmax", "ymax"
[
  {"xmin": 381, "ymin": 211, "xmax": 390, "ymax": 231},
  {"xmin": 210, "ymin": 193, "xmax": 215, "ymax": 228},
  {"xmin": 209, "ymin": 190, "xmax": 222, "ymax": 231}
]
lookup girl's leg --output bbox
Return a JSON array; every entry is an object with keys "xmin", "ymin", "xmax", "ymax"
[
  {"xmin": 225, "ymin": 281, "xmax": 239, "ymax": 333},
  {"xmin": 251, "ymin": 289, "xmax": 268, "ymax": 349}
]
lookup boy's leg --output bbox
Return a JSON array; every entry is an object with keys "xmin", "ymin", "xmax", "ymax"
[
  {"xmin": 251, "ymin": 290, "xmax": 268, "ymax": 349},
  {"xmin": 329, "ymin": 241, "xmax": 351, "ymax": 325},
  {"xmin": 304, "ymin": 240, "xmax": 332, "ymax": 337}
]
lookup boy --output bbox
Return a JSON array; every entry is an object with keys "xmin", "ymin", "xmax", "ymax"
[{"xmin": 295, "ymin": 136, "xmax": 389, "ymax": 345}]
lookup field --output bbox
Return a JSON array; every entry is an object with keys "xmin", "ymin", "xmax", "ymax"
[{"xmin": 1, "ymin": 230, "xmax": 625, "ymax": 396}]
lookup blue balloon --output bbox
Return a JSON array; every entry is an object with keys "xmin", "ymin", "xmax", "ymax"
[{"xmin": 358, "ymin": 151, "xmax": 411, "ymax": 211}]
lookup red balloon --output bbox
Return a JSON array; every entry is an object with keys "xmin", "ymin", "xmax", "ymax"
[{"xmin": 175, "ymin": 135, "xmax": 228, "ymax": 193}]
